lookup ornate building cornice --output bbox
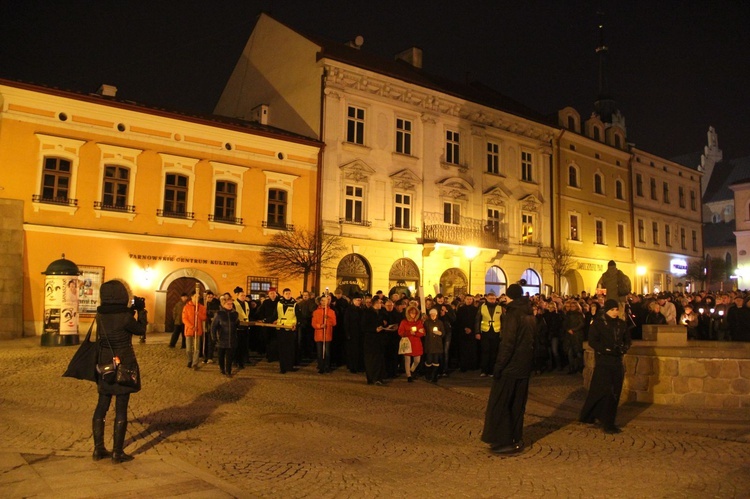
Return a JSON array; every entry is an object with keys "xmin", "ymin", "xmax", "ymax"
[{"xmin": 323, "ymin": 63, "xmax": 554, "ymax": 144}]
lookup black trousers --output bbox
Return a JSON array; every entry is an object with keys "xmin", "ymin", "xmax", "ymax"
[
  {"xmin": 480, "ymin": 331, "xmax": 500, "ymax": 375},
  {"xmin": 169, "ymin": 324, "xmax": 185, "ymax": 348},
  {"xmin": 218, "ymin": 347, "xmax": 235, "ymax": 374},
  {"xmin": 316, "ymin": 341, "xmax": 331, "ymax": 372},
  {"xmin": 94, "ymin": 392, "xmax": 130, "ymax": 421}
]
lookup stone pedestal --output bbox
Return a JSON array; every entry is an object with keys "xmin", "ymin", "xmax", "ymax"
[{"xmin": 584, "ymin": 339, "xmax": 750, "ymax": 408}]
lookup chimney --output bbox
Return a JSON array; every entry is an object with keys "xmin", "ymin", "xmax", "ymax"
[
  {"xmin": 96, "ymin": 84, "xmax": 118, "ymax": 97},
  {"xmin": 395, "ymin": 47, "xmax": 423, "ymax": 69},
  {"xmin": 251, "ymin": 104, "xmax": 269, "ymax": 125}
]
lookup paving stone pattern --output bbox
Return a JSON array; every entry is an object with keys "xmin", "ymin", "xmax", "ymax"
[{"xmin": 0, "ymin": 334, "xmax": 748, "ymax": 498}]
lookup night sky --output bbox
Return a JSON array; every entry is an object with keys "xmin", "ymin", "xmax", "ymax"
[{"xmin": 1, "ymin": 0, "xmax": 748, "ymax": 160}]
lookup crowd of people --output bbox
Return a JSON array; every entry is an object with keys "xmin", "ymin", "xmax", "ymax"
[{"xmin": 166, "ymin": 279, "xmax": 750, "ymax": 385}]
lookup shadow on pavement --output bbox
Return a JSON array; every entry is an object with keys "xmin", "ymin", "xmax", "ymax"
[
  {"xmin": 524, "ymin": 386, "xmax": 588, "ymax": 443},
  {"xmin": 130, "ymin": 377, "xmax": 254, "ymax": 454}
]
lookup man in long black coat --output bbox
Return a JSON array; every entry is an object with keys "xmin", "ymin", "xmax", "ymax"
[
  {"xmin": 344, "ymin": 293, "xmax": 365, "ymax": 373},
  {"xmin": 455, "ymin": 295, "xmax": 479, "ymax": 372},
  {"xmin": 481, "ymin": 284, "xmax": 535, "ymax": 455}
]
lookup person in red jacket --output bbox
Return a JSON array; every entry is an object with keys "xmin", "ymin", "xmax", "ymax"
[
  {"xmin": 183, "ymin": 289, "xmax": 207, "ymax": 369},
  {"xmin": 312, "ymin": 294, "xmax": 337, "ymax": 374},
  {"xmin": 398, "ymin": 305, "xmax": 425, "ymax": 382}
]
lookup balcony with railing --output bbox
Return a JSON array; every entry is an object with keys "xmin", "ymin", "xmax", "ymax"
[
  {"xmin": 94, "ymin": 201, "xmax": 135, "ymax": 213},
  {"xmin": 422, "ymin": 212, "xmax": 509, "ymax": 250},
  {"xmin": 339, "ymin": 217, "xmax": 372, "ymax": 227},
  {"xmin": 262, "ymin": 220, "xmax": 294, "ymax": 231},
  {"xmin": 156, "ymin": 209, "xmax": 194, "ymax": 220},
  {"xmin": 32, "ymin": 194, "xmax": 78, "ymax": 207},
  {"xmin": 210, "ymin": 214, "xmax": 243, "ymax": 225}
]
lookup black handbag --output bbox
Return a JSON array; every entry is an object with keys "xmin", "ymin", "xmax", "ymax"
[
  {"xmin": 62, "ymin": 320, "xmax": 98, "ymax": 382},
  {"xmin": 115, "ymin": 364, "xmax": 139, "ymax": 388}
]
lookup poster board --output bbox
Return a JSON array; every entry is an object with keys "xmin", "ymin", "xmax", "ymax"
[{"xmin": 78, "ymin": 265, "xmax": 104, "ymax": 316}]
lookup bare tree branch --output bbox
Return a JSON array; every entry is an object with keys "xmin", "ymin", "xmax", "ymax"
[
  {"xmin": 541, "ymin": 246, "xmax": 577, "ymax": 292},
  {"xmin": 260, "ymin": 228, "xmax": 345, "ymax": 292}
]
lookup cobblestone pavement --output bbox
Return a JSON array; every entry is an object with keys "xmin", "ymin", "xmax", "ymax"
[{"xmin": 1, "ymin": 334, "xmax": 748, "ymax": 498}]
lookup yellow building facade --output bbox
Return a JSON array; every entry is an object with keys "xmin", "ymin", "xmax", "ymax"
[
  {"xmin": 631, "ymin": 148, "xmax": 703, "ymax": 294},
  {"xmin": 555, "ymin": 108, "xmax": 633, "ymax": 294},
  {"xmin": 0, "ymin": 81, "xmax": 321, "ymax": 337}
]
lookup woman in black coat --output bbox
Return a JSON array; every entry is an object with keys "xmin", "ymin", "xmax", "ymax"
[
  {"xmin": 580, "ymin": 299, "xmax": 631, "ymax": 434},
  {"xmin": 212, "ymin": 294, "xmax": 239, "ymax": 376},
  {"xmin": 93, "ymin": 279, "xmax": 147, "ymax": 463}
]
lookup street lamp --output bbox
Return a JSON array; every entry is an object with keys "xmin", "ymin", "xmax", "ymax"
[{"xmin": 464, "ymin": 246, "xmax": 480, "ymax": 295}]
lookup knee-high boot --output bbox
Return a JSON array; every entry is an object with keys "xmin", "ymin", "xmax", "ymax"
[
  {"xmin": 111, "ymin": 420, "xmax": 134, "ymax": 463},
  {"xmin": 92, "ymin": 417, "xmax": 111, "ymax": 461}
]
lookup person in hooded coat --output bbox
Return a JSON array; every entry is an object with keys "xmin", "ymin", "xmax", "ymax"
[
  {"xmin": 92, "ymin": 279, "xmax": 147, "ymax": 464},
  {"xmin": 579, "ymin": 299, "xmax": 632, "ymax": 434},
  {"xmin": 481, "ymin": 283, "xmax": 535, "ymax": 455}
]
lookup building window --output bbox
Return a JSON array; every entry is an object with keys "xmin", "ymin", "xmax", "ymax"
[
  {"xmin": 615, "ymin": 134, "xmax": 622, "ymax": 148},
  {"xmin": 652, "ymin": 221, "xmax": 659, "ymax": 245},
  {"xmin": 680, "ymin": 227, "xmax": 686, "ymax": 249},
  {"xmin": 638, "ymin": 219, "xmax": 645, "ymax": 243},
  {"xmin": 567, "ymin": 116, "xmax": 576, "ymax": 130},
  {"xmin": 615, "ymin": 179, "xmax": 624, "ymax": 200},
  {"xmin": 617, "ymin": 223, "xmax": 626, "ymax": 247},
  {"xmin": 690, "ymin": 190, "xmax": 697, "ymax": 210},
  {"xmin": 40, "ymin": 157, "xmax": 72, "ymax": 203},
  {"xmin": 212, "ymin": 181, "xmax": 238, "ymax": 222},
  {"xmin": 636, "ymin": 173, "xmax": 643, "ymax": 197},
  {"xmin": 569, "ymin": 214, "xmax": 580, "ymax": 241},
  {"xmin": 101, "ymin": 165, "xmax": 130, "ymax": 210},
  {"xmin": 266, "ymin": 188, "xmax": 287, "ymax": 228},
  {"xmin": 344, "ymin": 185, "xmax": 364, "ymax": 223},
  {"xmin": 446, "ymin": 130, "xmax": 460, "ymax": 164},
  {"xmin": 595, "ymin": 219, "xmax": 604, "ymax": 245},
  {"xmin": 163, "ymin": 173, "xmax": 189, "ymax": 215},
  {"xmin": 487, "ymin": 141, "xmax": 500, "ymax": 174},
  {"xmin": 663, "ymin": 182, "xmax": 670, "ymax": 204},
  {"xmin": 594, "ymin": 173, "xmax": 604, "ymax": 195},
  {"xmin": 347, "ymin": 106, "xmax": 365, "ymax": 144},
  {"xmin": 679, "ymin": 186, "xmax": 685, "ymax": 208},
  {"xmin": 396, "ymin": 118, "xmax": 412, "ymax": 155},
  {"xmin": 650, "ymin": 177, "xmax": 657, "ymax": 200},
  {"xmin": 487, "ymin": 208, "xmax": 502, "ymax": 235},
  {"xmin": 692, "ymin": 230, "xmax": 697, "ymax": 251},
  {"xmin": 568, "ymin": 165, "xmax": 579, "ymax": 188},
  {"xmin": 443, "ymin": 201, "xmax": 460, "ymax": 225},
  {"xmin": 665, "ymin": 224, "xmax": 672, "ymax": 247},
  {"xmin": 394, "ymin": 193, "xmax": 412, "ymax": 229},
  {"xmin": 521, "ymin": 213, "xmax": 535, "ymax": 244},
  {"xmin": 247, "ymin": 276, "xmax": 279, "ymax": 301},
  {"xmin": 593, "ymin": 127, "xmax": 601, "ymax": 141},
  {"xmin": 521, "ymin": 151, "xmax": 533, "ymax": 182}
]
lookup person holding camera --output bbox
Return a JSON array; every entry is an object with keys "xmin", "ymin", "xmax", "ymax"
[
  {"xmin": 92, "ymin": 279, "xmax": 147, "ymax": 463},
  {"xmin": 579, "ymin": 299, "xmax": 632, "ymax": 434}
]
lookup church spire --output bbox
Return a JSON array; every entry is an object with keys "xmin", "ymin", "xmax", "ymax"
[{"xmin": 593, "ymin": 9, "xmax": 618, "ymax": 125}]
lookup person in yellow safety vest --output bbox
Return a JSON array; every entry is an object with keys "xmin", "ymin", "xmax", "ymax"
[
  {"xmin": 475, "ymin": 291, "xmax": 502, "ymax": 377},
  {"xmin": 275, "ymin": 288, "xmax": 299, "ymax": 374}
]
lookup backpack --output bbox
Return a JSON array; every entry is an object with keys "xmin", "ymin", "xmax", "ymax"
[{"xmin": 617, "ymin": 270, "xmax": 631, "ymax": 297}]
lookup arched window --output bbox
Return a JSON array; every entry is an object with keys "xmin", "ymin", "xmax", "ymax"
[
  {"xmin": 593, "ymin": 127, "xmax": 601, "ymax": 141},
  {"xmin": 615, "ymin": 179, "xmax": 624, "ymax": 200},
  {"xmin": 520, "ymin": 268, "xmax": 541, "ymax": 296},
  {"xmin": 568, "ymin": 165, "xmax": 579, "ymax": 188},
  {"xmin": 485, "ymin": 266, "xmax": 507, "ymax": 296},
  {"xmin": 567, "ymin": 115, "xmax": 576, "ymax": 131},
  {"xmin": 594, "ymin": 173, "xmax": 604, "ymax": 195}
]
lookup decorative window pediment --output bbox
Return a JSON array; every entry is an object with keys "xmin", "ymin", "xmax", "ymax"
[
  {"xmin": 484, "ymin": 185, "xmax": 512, "ymax": 206},
  {"xmin": 340, "ymin": 159, "xmax": 375, "ymax": 183},
  {"xmin": 437, "ymin": 176, "xmax": 472, "ymax": 201},
  {"xmin": 390, "ymin": 168, "xmax": 421, "ymax": 191},
  {"xmin": 519, "ymin": 193, "xmax": 543, "ymax": 212}
]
